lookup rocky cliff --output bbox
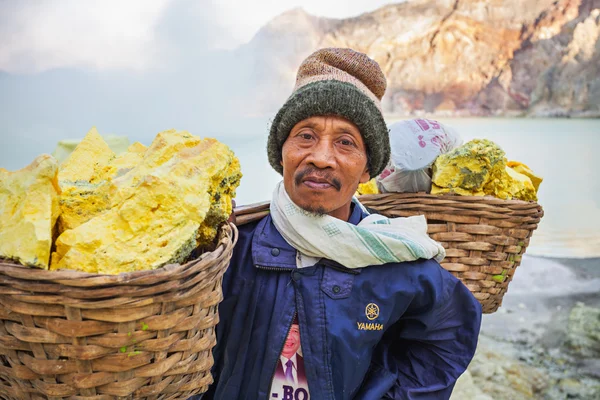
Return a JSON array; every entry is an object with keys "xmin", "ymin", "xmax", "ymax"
[{"xmin": 238, "ymin": 0, "xmax": 600, "ymax": 117}]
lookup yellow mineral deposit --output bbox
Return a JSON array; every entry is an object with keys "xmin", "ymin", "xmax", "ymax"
[
  {"xmin": 0, "ymin": 155, "xmax": 60, "ymax": 269},
  {"xmin": 356, "ymin": 179, "xmax": 379, "ymax": 196},
  {"xmin": 52, "ymin": 134, "xmax": 130, "ymax": 163},
  {"xmin": 432, "ymin": 139, "xmax": 539, "ymax": 201},
  {"xmin": 57, "ymin": 127, "xmax": 116, "ymax": 234},
  {"xmin": 51, "ymin": 130, "xmax": 241, "ymax": 274},
  {"xmin": 432, "ymin": 139, "xmax": 506, "ymax": 192},
  {"xmin": 504, "ymin": 166, "xmax": 537, "ymax": 201},
  {"xmin": 100, "ymin": 142, "xmax": 147, "ymax": 180},
  {"xmin": 196, "ymin": 147, "xmax": 241, "ymax": 248},
  {"xmin": 507, "ymin": 161, "xmax": 543, "ymax": 192},
  {"xmin": 108, "ymin": 129, "xmax": 203, "ymax": 206},
  {"xmin": 430, "ymin": 184, "xmax": 485, "ymax": 197}
]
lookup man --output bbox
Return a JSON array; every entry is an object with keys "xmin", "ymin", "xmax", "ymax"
[
  {"xmin": 201, "ymin": 48, "xmax": 482, "ymax": 399},
  {"xmin": 272, "ymin": 318, "xmax": 309, "ymax": 396}
]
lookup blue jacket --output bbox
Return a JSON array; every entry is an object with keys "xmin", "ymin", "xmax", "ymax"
[{"xmin": 200, "ymin": 205, "xmax": 482, "ymax": 399}]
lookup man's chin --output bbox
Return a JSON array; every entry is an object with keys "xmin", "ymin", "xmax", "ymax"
[
  {"xmin": 297, "ymin": 202, "xmax": 328, "ymax": 217},
  {"xmin": 288, "ymin": 190, "xmax": 339, "ymax": 216}
]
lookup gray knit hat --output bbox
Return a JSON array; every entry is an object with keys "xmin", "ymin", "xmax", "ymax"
[{"xmin": 267, "ymin": 48, "xmax": 390, "ymax": 179}]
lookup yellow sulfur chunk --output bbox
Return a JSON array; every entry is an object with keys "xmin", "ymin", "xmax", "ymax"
[
  {"xmin": 59, "ymin": 127, "xmax": 116, "ymax": 182},
  {"xmin": 57, "ymin": 127, "xmax": 116, "ymax": 234},
  {"xmin": 100, "ymin": 142, "xmax": 147, "ymax": 180},
  {"xmin": 53, "ymin": 134, "xmax": 130, "ymax": 164},
  {"xmin": 0, "ymin": 155, "xmax": 60, "ymax": 269},
  {"xmin": 430, "ymin": 183, "xmax": 485, "ymax": 197},
  {"xmin": 51, "ymin": 133, "xmax": 241, "ymax": 274},
  {"xmin": 432, "ymin": 140, "xmax": 537, "ymax": 201},
  {"xmin": 482, "ymin": 166, "xmax": 537, "ymax": 202},
  {"xmin": 356, "ymin": 179, "xmax": 379, "ymax": 196},
  {"xmin": 197, "ymin": 155, "xmax": 242, "ymax": 248},
  {"xmin": 110, "ymin": 130, "xmax": 203, "ymax": 206},
  {"xmin": 432, "ymin": 139, "xmax": 506, "ymax": 192},
  {"xmin": 504, "ymin": 166, "xmax": 537, "ymax": 201},
  {"xmin": 507, "ymin": 161, "xmax": 543, "ymax": 192}
]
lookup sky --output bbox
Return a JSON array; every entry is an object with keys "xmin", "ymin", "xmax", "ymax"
[{"xmin": 0, "ymin": 0, "xmax": 395, "ymax": 74}]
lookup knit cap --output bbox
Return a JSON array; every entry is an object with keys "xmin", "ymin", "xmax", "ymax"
[{"xmin": 268, "ymin": 48, "xmax": 390, "ymax": 179}]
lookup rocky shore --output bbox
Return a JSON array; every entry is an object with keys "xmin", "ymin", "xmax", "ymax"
[
  {"xmin": 451, "ymin": 256, "xmax": 600, "ymax": 399},
  {"xmin": 238, "ymin": 0, "xmax": 600, "ymax": 118}
]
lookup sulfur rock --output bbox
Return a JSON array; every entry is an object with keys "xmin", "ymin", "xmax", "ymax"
[
  {"xmin": 51, "ymin": 131, "xmax": 241, "ymax": 274},
  {"xmin": 110, "ymin": 129, "xmax": 203, "ymax": 206},
  {"xmin": 431, "ymin": 139, "xmax": 537, "ymax": 201},
  {"xmin": 53, "ymin": 134, "xmax": 130, "ymax": 164},
  {"xmin": 356, "ymin": 179, "xmax": 379, "ymax": 196},
  {"xmin": 57, "ymin": 127, "xmax": 116, "ymax": 234},
  {"xmin": 432, "ymin": 139, "xmax": 506, "ymax": 192},
  {"xmin": 430, "ymin": 183, "xmax": 485, "ymax": 197},
  {"xmin": 480, "ymin": 164, "xmax": 537, "ymax": 201},
  {"xmin": 0, "ymin": 155, "xmax": 60, "ymax": 269},
  {"xmin": 196, "ymin": 154, "xmax": 242, "ymax": 249},
  {"xmin": 101, "ymin": 142, "xmax": 147, "ymax": 180},
  {"xmin": 507, "ymin": 167, "xmax": 537, "ymax": 201},
  {"xmin": 507, "ymin": 161, "xmax": 543, "ymax": 192}
]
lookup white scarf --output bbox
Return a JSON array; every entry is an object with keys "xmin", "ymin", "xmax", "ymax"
[{"xmin": 270, "ymin": 181, "xmax": 445, "ymax": 269}]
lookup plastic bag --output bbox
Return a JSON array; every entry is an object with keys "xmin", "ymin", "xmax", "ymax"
[{"xmin": 376, "ymin": 119, "xmax": 462, "ymax": 193}]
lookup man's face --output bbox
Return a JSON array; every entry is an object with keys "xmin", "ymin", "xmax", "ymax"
[
  {"xmin": 282, "ymin": 324, "xmax": 301, "ymax": 358},
  {"xmin": 281, "ymin": 115, "xmax": 370, "ymax": 221}
]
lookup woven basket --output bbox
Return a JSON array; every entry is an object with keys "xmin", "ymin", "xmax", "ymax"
[
  {"xmin": 233, "ymin": 195, "xmax": 543, "ymax": 314},
  {"xmin": 0, "ymin": 223, "xmax": 237, "ymax": 400}
]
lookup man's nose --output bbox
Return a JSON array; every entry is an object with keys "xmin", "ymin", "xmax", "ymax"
[{"xmin": 306, "ymin": 139, "xmax": 335, "ymax": 168}]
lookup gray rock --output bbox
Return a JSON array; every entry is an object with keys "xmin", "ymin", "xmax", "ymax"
[
  {"xmin": 566, "ymin": 302, "xmax": 600, "ymax": 358},
  {"xmin": 461, "ymin": 341, "xmax": 550, "ymax": 399},
  {"xmin": 451, "ymin": 371, "xmax": 493, "ymax": 400}
]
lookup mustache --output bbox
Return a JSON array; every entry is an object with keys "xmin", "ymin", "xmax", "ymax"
[{"xmin": 294, "ymin": 167, "xmax": 342, "ymax": 191}]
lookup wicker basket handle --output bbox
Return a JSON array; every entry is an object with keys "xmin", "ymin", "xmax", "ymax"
[{"xmin": 233, "ymin": 201, "xmax": 270, "ymax": 225}]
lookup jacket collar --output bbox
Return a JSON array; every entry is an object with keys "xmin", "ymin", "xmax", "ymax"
[{"xmin": 252, "ymin": 202, "xmax": 365, "ymax": 269}]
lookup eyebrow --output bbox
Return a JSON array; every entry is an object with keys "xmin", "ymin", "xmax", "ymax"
[
  {"xmin": 295, "ymin": 122, "xmax": 320, "ymax": 130},
  {"xmin": 295, "ymin": 122, "xmax": 359, "ymax": 135},
  {"xmin": 336, "ymin": 127, "xmax": 360, "ymax": 136}
]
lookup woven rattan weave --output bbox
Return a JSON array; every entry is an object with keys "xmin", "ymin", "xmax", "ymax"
[{"xmin": 0, "ymin": 223, "xmax": 236, "ymax": 400}]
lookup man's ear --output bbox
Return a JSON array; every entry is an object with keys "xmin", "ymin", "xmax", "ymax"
[
  {"xmin": 359, "ymin": 169, "xmax": 370, "ymax": 184},
  {"xmin": 280, "ymin": 159, "xmax": 283, "ymax": 167}
]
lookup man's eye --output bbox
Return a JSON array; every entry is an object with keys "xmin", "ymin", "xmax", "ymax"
[
  {"xmin": 340, "ymin": 139, "xmax": 354, "ymax": 146},
  {"xmin": 300, "ymin": 133, "xmax": 313, "ymax": 140}
]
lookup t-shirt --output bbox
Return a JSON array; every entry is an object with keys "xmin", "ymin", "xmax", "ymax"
[{"xmin": 269, "ymin": 321, "xmax": 310, "ymax": 399}]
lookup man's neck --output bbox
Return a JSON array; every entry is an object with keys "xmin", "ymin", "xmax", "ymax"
[{"xmin": 326, "ymin": 202, "xmax": 353, "ymax": 221}]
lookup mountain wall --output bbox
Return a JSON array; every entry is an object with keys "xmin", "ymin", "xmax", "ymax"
[{"xmin": 238, "ymin": 0, "xmax": 600, "ymax": 117}]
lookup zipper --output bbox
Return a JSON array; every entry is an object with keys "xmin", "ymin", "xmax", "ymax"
[
  {"xmin": 257, "ymin": 264, "xmax": 298, "ymax": 399},
  {"xmin": 255, "ymin": 264, "xmax": 293, "ymax": 272},
  {"xmin": 268, "ymin": 310, "xmax": 297, "ymax": 399}
]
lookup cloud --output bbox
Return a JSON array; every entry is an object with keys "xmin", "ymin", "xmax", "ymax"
[
  {"xmin": 0, "ymin": 0, "xmax": 249, "ymax": 73},
  {"xmin": 0, "ymin": 0, "xmax": 398, "ymax": 73},
  {"xmin": 0, "ymin": 0, "xmax": 171, "ymax": 73}
]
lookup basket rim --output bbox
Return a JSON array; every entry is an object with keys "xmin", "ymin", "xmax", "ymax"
[
  {"xmin": 0, "ymin": 223, "xmax": 237, "ymax": 285},
  {"xmin": 232, "ymin": 193, "xmax": 543, "ymax": 225},
  {"xmin": 358, "ymin": 192, "xmax": 541, "ymax": 205}
]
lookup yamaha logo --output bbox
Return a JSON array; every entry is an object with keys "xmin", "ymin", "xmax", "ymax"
[{"xmin": 365, "ymin": 303, "xmax": 379, "ymax": 320}]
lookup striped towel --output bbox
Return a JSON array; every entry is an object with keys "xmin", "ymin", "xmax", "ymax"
[{"xmin": 270, "ymin": 181, "xmax": 445, "ymax": 269}]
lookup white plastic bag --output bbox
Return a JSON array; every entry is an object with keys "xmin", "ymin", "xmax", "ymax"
[{"xmin": 377, "ymin": 119, "xmax": 462, "ymax": 193}]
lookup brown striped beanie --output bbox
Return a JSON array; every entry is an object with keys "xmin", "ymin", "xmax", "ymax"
[{"xmin": 267, "ymin": 48, "xmax": 390, "ymax": 179}]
